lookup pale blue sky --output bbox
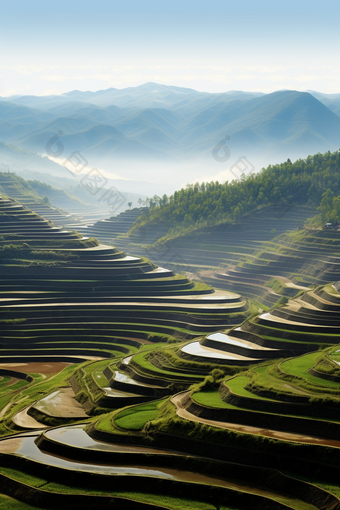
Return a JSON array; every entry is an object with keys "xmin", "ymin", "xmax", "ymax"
[{"xmin": 1, "ymin": 0, "xmax": 339, "ymax": 96}]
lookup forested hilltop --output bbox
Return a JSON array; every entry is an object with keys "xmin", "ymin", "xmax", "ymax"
[{"xmin": 130, "ymin": 150, "xmax": 340, "ymax": 241}]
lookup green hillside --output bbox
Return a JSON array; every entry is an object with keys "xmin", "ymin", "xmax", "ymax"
[{"xmin": 129, "ymin": 149, "xmax": 340, "ymax": 242}]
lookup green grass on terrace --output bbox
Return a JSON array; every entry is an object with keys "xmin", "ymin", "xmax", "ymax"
[
  {"xmin": 92, "ymin": 369, "xmax": 109, "ymax": 388},
  {"xmin": 323, "ymin": 284, "xmax": 338, "ymax": 295},
  {"xmin": 130, "ymin": 350, "xmax": 205, "ymax": 380},
  {"xmin": 0, "ymin": 380, "xmax": 28, "ymax": 393},
  {"xmin": 0, "ymin": 377, "xmax": 12, "ymax": 389},
  {"xmin": 240, "ymin": 363, "xmax": 311, "ymax": 398},
  {"xmin": 0, "ymin": 494, "xmax": 47, "ymax": 510},
  {"xmin": 281, "ymin": 352, "xmax": 340, "ymax": 389},
  {"xmin": 0, "ymin": 466, "xmax": 219, "ymax": 510},
  {"xmin": 192, "ymin": 381, "xmax": 340, "ymax": 425},
  {"xmin": 192, "ymin": 390, "xmax": 229, "ymax": 408},
  {"xmin": 114, "ymin": 398, "xmax": 167, "ymax": 430},
  {"xmin": 225, "ymin": 375, "xmax": 279, "ymax": 401},
  {"xmin": 260, "ymin": 334, "xmax": 322, "ymax": 345},
  {"xmin": 252, "ymin": 321, "xmax": 340, "ymax": 341}
]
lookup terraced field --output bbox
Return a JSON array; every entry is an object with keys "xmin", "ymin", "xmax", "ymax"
[
  {"xmin": 108, "ymin": 202, "xmax": 315, "ymax": 256},
  {"xmin": 1, "ymin": 195, "xmax": 340, "ymax": 509},
  {"xmin": 76, "ymin": 207, "xmax": 153, "ymax": 244},
  {"xmin": 0, "ymin": 172, "xmax": 90, "ymax": 228},
  {"xmin": 85, "ymin": 203, "xmax": 322, "ymax": 308},
  {"xmin": 200, "ymin": 227, "xmax": 340, "ymax": 308}
]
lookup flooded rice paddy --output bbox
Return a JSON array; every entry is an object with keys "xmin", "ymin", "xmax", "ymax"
[
  {"xmin": 0, "ymin": 427, "xmax": 303, "ymax": 501},
  {"xmin": 46, "ymin": 425, "xmax": 181, "ymax": 454},
  {"xmin": 33, "ymin": 388, "xmax": 88, "ymax": 418},
  {"xmin": 114, "ymin": 371, "xmax": 164, "ymax": 388},
  {"xmin": 182, "ymin": 341, "xmax": 254, "ymax": 360},
  {"xmin": 206, "ymin": 333, "xmax": 252, "ymax": 348}
]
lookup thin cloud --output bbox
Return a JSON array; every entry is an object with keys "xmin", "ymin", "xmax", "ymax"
[
  {"xmin": 295, "ymin": 75, "xmax": 322, "ymax": 82},
  {"xmin": 41, "ymin": 75, "xmax": 68, "ymax": 82}
]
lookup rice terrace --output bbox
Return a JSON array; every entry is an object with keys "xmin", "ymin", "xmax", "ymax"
[
  {"xmin": 2, "ymin": 0, "xmax": 340, "ymax": 506},
  {"xmin": 0, "ymin": 147, "xmax": 340, "ymax": 510}
]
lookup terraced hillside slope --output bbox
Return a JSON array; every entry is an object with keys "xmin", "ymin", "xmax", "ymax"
[
  {"xmin": 96, "ymin": 203, "xmax": 317, "ymax": 306},
  {"xmin": 2, "ymin": 194, "xmax": 340, "ymax": 509},
  {"xmin": 105, "ymin": 203, "xmax": 340, "ymax": 311},
  {"xmin": 0, "ymin": 195, "xmax": 250, "ymax": 416},
  {"xmin": 179, "ymin": 282, "xmax": 340, "ymax": 367},
  {"xmin": 0, "ymin": 196, "xmax": 248, "ymax": 344},
  {"xmin": 76, "ymin": 207, "xmax": 150, "ymax": 244},
  {"xmin": 2, "ymin": 285, "xmax": 340, "ymax": 509},
  {"xmin": 201, "ymin": 226, "xmax": 340, "ymax": 307},
  {"xmin": 0, "ymin": 171, "xmax": 88, "ymax": 227},
  {"xmin": 99, "ymin": 150, "xmax": 340, "ymax": 306}
]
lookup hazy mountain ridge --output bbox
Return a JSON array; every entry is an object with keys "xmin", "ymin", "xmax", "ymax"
[
  {"xmin": 0, "ymin": 83, "xmax": 339, "ymax": 192},
  {"xmin": 0, "ymin": 141, "xmax": 67, "ymax": 175},
  {"xmin": 307, "ymin": 90, "xmax": 340, "ymax": 116}
]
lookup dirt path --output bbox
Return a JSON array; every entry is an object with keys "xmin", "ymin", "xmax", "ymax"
[
  {"xmin": 2, "ymin": 377, "xmax": 19, "ymax": 388},
  {"xmin": 0, "ymin": 402, "xmax": 12, "ymax": 419},
  {"xmin": 282, "ymin": 383, "xmax": 311, "ymax": 395},
  {"xmin": 171, "ymin": 392, "xmax": 340, "ymax": 448},
  {"xmin": 12, "ymin": 406, "xmax": 47, "ymax": 429}
]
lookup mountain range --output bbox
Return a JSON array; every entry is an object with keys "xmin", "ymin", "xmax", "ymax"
[{"xmin": 0, "ymin": 83, "xmax": 340, "ymax": 193}]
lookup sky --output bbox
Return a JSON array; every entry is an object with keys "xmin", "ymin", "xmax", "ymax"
[{"xmin": 0, "ymin": 0, "xmax": 339, "ymax": 97}]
